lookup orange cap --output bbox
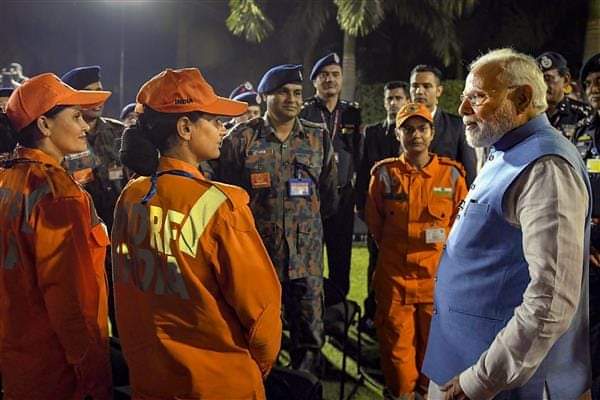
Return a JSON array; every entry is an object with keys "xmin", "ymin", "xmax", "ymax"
[
  {"xmin": 136, "ymin": 68, "xmax": 248, "ymax": 117},
  {"xmin": 396, "ymin": 102, "xmax": 433, "ymax": 128},
  {"xmin": 6, "ymin": 73, "xmax": 111, "ymax": 132}
]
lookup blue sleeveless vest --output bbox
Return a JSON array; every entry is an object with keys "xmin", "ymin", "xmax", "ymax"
[{"xmin": 422, "ymin": 114, "xmax": 591, "ymax": 398}]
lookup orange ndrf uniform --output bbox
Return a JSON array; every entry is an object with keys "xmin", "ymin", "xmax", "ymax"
[
  {"xmin": 365, "ymin": 153, "xmax": 467, "ymax": 396},
  {"xmin": 0, "ymin": 147, "xmax": 112, "ymax": 400},
  {"xmin": 112, "ymin": 156, "xmax": 282, "ymax": 400}
]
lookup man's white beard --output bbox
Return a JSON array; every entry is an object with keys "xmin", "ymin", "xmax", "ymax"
[{"xmin": 465, "ymin": 102, "xmax": 517, "ymax": 148}]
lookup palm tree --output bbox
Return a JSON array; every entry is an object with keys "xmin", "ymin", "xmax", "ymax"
[
  {"xmin": 226, "ymin": 0, "xmax": 476, "ymax": 99},
  {"xmin": 584, "ymin": 0, "xmax": 600, "ymax": 61}
]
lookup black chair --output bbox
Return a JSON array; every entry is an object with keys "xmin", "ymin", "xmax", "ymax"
[{"xmin": 323, "ymin": 278, "xmax": 363, "ymax": 400}]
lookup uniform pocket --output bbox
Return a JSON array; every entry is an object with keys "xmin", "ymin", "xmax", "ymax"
[{"xmin": 90, "ymin": 223, "xmax": 110, "ymax": 248}]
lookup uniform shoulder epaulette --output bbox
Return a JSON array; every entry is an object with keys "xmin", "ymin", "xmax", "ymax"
[
  {"xmin": 370, "ymin": 157, "xmax": 400, "ymax": 176},
  {"xmin": 569, "ymin": 98, "xmax": 593, "ymax": 116},
  {"xmin": 230, "ymin": 117, "xmax": 264, "ymax": 135},
  {"xmin": 102, "ymin": 116, "xmax": 125, "ymax": 127},
  {"xmin": 437, "ymin": 156, "xmax": 466, "ymax": 177},
  {"xmin": 341, "ymin": 99, "xmax": 360, "ymax": 109},
  {"xmin": 299, "ymin": 118, "xmax": 327, "ymax": 130},
  {"xmin": 212, "ymin": 181, "xmax": 249, "ymax": 210},
  {"xmin": 303, "ymin": 98, "xmax": 317, "ymax": 108}
]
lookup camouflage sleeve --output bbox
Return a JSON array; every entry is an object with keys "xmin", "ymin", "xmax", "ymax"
[
  {"xmin": 319, "ymin": 130, "xmax": 339, "ymax": 219},
  {"xmin": 214, "ymin": 130, "xmax": 245, "ymax": 186}
]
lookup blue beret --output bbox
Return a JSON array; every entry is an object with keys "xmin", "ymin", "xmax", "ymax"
[
  {"xmin": 536, "ymin": 52, "xmax": 568, "ymax": 73},
  {"xmin": 0, "ymin": 87, "xmax": 14, "ymax": 97},
  {"xmin": 310, "ymin": 52, "xmax": 341, "ymax": 81},
  {"xmin": 581, "ymin": 53, "xmax": 600, "ymax": 83},
  {"xmin": 257, "ymin": 64, "xmax": 303, "ymax": 94},
  {"xmin": 61, "ymin": 65, "xmax": 101, "ymax": 90},
  {"xmin": 120, "ymin": 102, "xmax": 137, "ymax": 120},
  {"xmin": 229, "ymin": 82, "xmax": 261, "ymax": 105}
]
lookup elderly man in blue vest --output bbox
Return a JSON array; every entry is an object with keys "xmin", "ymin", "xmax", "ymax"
[{"xmin": 423, "ymin": 48, "xmax": 592, "ymax": 400}]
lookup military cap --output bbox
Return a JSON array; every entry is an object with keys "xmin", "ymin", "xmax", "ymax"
[
  {"xmin": 310, "ymin": 52, "xmax": 341, "ymax": 81},
  {"xmin": 229, "ymin": 82, "xmax": 261, "ymax": 105},
  {"xmin": 396, "ymin": 102, "xmax": 433, "ymax": 127},
  {"xmin": 257, "ymin": 64, "xmax": 303, "ymax": 94},
  {"xmin": 0, "ymin": 87, "xmax": 14, "ymax": 97},
  {"xmin": 61, "ymin": 65, "xmax": 101, "ymax": 90},
  {"xmin": 536, "ymin": 52, "xmax": 568, "ymax": 74},
  {"xmin": 120, "ymin": 102, "xmax": 137, "ymax": 120},
  {"xmin": 581, "ymin": 53, "xmax": 600, "ymax": 83}
]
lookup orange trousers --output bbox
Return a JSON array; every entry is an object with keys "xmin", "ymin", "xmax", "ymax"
[{"xmin": 375, "ymin": 299, "xmax": 433, "ymax": 396}]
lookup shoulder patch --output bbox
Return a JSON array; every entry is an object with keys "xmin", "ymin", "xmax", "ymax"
[
  {"xmin": 212, "ymin": 181, "xmax": 249, "ymax": 210},
  {"xmin": 299, "ymin": 118, "xmax": 327, "ymax": 130},
  {"xmin": 370, "ymin": 157, "xmax": 400, "ymax": 176},
  {"xmin": 437, "ymin": 156, "xmax": 466, "ymax": 177}
]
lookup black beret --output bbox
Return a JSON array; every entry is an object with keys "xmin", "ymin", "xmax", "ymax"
[
  {"xmin": 257, "ymin": 64, "xmax": 303, "ymax": 94},
  {"xmin": 61, "ymin": 65, "xmax": 101, "ymax": 90},
  {"xmin": 310, "ymin": 52, "xmax": 341, "ymax": 81},
  {"xmin": 581, "ymin": 53, "xmax": 600, "ymax": 83},
  {"xmin": 536, "ymin": 52, "xmax": 568, "ymax": 73}
]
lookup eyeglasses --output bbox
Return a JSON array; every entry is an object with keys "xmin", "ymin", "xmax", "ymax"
[{"xmin": 460, "ymin": 86, "xmax": 518, "ymax": 107}]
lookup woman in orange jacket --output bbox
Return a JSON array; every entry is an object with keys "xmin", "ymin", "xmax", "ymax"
[
  {"xmin": 366, "ymin": 102, "xmax": 468, "ymax": 400},
  {"xmin": 0, "ymin": 73, "xmax": 112, "ymax": 399},
  {"xmin": 113, "ymin": 68, "xmax": 282, "ymax": 400}
]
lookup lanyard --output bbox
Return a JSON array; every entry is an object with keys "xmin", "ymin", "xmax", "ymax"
[
  {"xmin": 141, "ymin": 169, "xmax": 198, "ymax": 205},
  {"xmin": 320, "ymin": 109, "xmax": 341, "ymax": 140}
]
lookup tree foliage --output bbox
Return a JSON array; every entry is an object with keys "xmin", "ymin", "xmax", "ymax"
[{"xmin": 226, "ymin": 0, "xmax": 274, "ymax": 44}]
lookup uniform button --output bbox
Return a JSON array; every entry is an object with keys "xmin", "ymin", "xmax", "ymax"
[
  {"xmin": 470, "ymin": 184, "xmax": 475, "ymax": 190},
  {"xmin": 488, "ymin": 154, "xmax": 494, "ymax": 161},
  {"xmin": 284, "ymin": 161, "xmax": 290, "ymax": 167},
  {"xmin": 434, "ymin": 276, "xmax": 438, "ymax": 282},
  {"xmin": 433, "ymin": 307, "xmax": 437, "ymax": 314}
]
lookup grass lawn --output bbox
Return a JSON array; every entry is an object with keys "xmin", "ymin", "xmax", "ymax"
[{"xmin": 321, "ymin": 244, "xmax": 384, "ymax": 400}]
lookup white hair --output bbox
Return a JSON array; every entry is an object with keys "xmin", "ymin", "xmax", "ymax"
[{"xmin": 469, "ymin": 48, "xmax": 547, "ymax": 114}]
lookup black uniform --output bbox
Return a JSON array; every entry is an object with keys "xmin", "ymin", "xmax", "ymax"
[
  {"xmin": 548, "ymin": 97, "xmax": 593, "ymax": 140},
  {"xmin": 574, "ymin": 112, "xmax": 600, "ymax": 387},
  {"xmin": 356, "ymin": 120, "xmax": 399, "ymax": 322},
  {"xmin": 300, "ymin": 96, "xmax": 362, "ymax": 300},
  {"xmin": 431, "ymin": 109, "xmax": 477, "ymax": 186}
]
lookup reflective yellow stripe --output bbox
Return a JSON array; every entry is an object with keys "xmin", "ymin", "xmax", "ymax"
[{"xmin": 179, "ymin": 186, "xmax": 227, "ymax": 258}]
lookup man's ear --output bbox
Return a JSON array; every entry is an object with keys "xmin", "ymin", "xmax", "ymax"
[
  {"xmin": 36, "ymin": 116, "xmax": 52, "ymax": 137},
  {"xmin": 436, "ymin": 84, "xmax": 444, "ymax": 99},
  {"xmin": 176, "ymin": 116, "xmax": 193, "ymax": 141},
  {"xmin": 511, "ymin": 85, "xmax": 533, "ymax": 114}
]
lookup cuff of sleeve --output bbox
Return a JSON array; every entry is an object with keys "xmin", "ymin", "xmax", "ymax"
[{"xmin": 459, "ymin": 368, "xmax": 499, "ymax": 400}]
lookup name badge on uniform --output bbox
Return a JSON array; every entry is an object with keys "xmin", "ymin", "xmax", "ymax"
[
  {"xmin": 425, "ymin": 227, "xmax": 446, "ymax": 244},
  {"xmin": 432, "ymin": 187, "xmax": 453, "ymax": 197},
  {"xmin": 64, "ymin": 150, "xmax": 96, "ymax": 184},
  {"xmin": 109, "ymin": 166, "xmax": 124, "ymax": 181},
  {"xmin": 250, "ymin": 172, "xmax": 271, "ymax": 188},
  {"xmin": 587, "ymin": 159, "xmax": 600, "ymax": 173},
  {"xmin": 288, "ymin": 178, "xmax": 312, "ymax": 197}
]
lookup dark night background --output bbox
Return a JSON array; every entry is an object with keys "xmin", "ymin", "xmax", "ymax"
[{"xmin": 0, "ymin": 0, "xmax": 592, "ymax": 119}]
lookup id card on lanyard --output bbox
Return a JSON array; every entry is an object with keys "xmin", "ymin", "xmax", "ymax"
[{"xmin": 320, "ymin": 109, "xmax": 341, "ymax": 140}]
